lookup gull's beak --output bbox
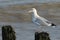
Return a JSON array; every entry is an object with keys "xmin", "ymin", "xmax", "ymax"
[{"xmin": 28, "ymin": 10, "xmax": 33, "ymax": 13}]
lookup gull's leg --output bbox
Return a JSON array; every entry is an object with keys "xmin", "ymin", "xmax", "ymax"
[
  {"xmin": 32, "ymin": 19, "xmax": 40, "ymax": 26},
  {"xmin": 52, "ymin": 26, "xmax": 56, "ymax": 28},
  {"xmin": 33, "ymin": 21, "xmax": 40, "ymax": 25}
]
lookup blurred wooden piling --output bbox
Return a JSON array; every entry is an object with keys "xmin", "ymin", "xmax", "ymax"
[
  {"xmin": 2, "ymin": 25, "xmax": 16, "ymax": 40},
  {"xmin": 35, "ymin": 32, "xmax": 50, "ymax": 40}
]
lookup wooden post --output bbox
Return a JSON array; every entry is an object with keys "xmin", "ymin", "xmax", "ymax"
[
  {"xmin": 35, "ymin": 32, "xmax": 50, "ymax": 40},
  {"xmin": 2, "ymin": 25, "xmax": 16, "ymax": 40}
]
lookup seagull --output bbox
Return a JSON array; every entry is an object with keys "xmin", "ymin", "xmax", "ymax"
[{"xmin": 28, "ymin": 8, "xmax": 56, "ymax": 28}]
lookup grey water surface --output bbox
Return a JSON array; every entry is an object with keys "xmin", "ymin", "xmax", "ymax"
[{"xmin": 0, "ymin": 22, "xmax": 60, "ymax": 40}]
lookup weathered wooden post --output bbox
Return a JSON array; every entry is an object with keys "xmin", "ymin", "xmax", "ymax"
[
  {"xmin": 2, "ymin": 25, "xmax": 16, "ymax": 40},
  {"xmin": 35, "ymin": 32, "xmax": 50, "ymax": 40}
]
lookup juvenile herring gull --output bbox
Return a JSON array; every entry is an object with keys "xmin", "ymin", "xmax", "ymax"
[{"xmin": 28, "ymin": 8, "xmax": 56, "ymax": 28}]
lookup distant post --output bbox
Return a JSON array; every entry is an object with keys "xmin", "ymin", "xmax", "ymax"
[
  {"xmin": 35, "ymin": 32, "xmax": 50, "ymax": 40},
  {"xmin": 2, "ymin": 25, "xmax": 16, "ymax": 40}
]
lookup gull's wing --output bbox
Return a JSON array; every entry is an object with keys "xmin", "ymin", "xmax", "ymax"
[
  {"xmin": 40, "ymin": 17, "xmax": 51, "ymax": 23},
  {"xmin": 32, "ymin": 18, "xmax": 51, "ymax": 26},
  {"xmin": 37, "ymin": 16, "xmax": 49, "ymax": 22},
  {"xmin": 37, "ymin": 16, "xmax": 52, "ymax": 24}
]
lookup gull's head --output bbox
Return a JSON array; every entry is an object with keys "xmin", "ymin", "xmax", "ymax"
[{"xmin": 28, "ymin": 8, "xmax": 37, "ymax": 13}]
